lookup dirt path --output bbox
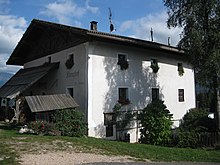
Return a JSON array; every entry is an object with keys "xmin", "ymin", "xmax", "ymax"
[{"xmin": 19, "ymin": 151, "xmax": 134, "ymax": 165}]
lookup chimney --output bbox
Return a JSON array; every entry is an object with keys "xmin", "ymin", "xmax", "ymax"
[{"xmin": 90, "ymin": 21, "xmax": 98, "ymax": 31}]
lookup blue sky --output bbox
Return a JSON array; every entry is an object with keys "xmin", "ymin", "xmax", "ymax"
[{"xmin": 0, "ymin": 0, "xmax": 182, "ymax": 74}]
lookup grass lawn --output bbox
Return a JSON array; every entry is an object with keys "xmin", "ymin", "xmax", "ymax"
[{"xmin": 0, "ymin": 123, "xmax": 220, "ymax": 164}]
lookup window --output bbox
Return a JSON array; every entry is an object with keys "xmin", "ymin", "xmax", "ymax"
[
  {"xmin": 152, "ymin": 88, "xmax": 159, "ymax": 101},
  {"xmin": 118, "ymin": 54, "xmax": 127, "ymax": 62},
  {"xmin": 150, "ymin": 58, "xmax": 159, "ymax": 73},
  {"xmin": 106, "ymin": 125, "xmax": 113, "ymax": 137},
  {"xmin": 65, "ymin": 53, "xmax": 74, "ymax": 69},
  {"xmin": 117, "ymin": 54, "xmax": 128, "ymax": 70},
  {"xmin": 177, "ymin": 63, "xmax": 184, "ymax": 76},
  {"xmin": 67, "ymin": 87, "xmax": 74, "ymax": 97},
  {"xmin": 178, "ymin": 89, "xmax": 184, "ymax": 102},
  {"xmin": 118, "ymin": 88, "xmax": 130, "ymax": 105},
  {"xmin": 151, "ymin": 59, "xmax": 158, "ymax": 65}
]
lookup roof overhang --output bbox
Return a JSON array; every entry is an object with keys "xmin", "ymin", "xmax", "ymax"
[
  {"xmin": 7, "ymin": 19, "xmax": 188, "ymax": 66},
  {"xmin": 87, "ymin": 31, "xmax": 186, "ymax": 56},
  {"xmin": 7, "ymin": 19, "xmax": 88, "ymax": 66},
  {"xmin": 0, "ymin": 62, "xmax": 59, "ymax": 99}
]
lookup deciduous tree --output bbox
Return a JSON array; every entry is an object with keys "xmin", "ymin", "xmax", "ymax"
[{"xmin": 164, "ymin": 0, "xmax": 220, "ymax": 129}]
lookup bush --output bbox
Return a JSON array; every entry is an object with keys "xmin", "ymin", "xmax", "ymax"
[
  {"xmin": 52, "ymin": 108, "xmax": 87, "ymax": 137},
  {"xmin": 139, "ymin": 100, "xmax": 173, "ymax": 145},
  {"xmin": 180, "ymin": 108, "xmax": 216, "ymax": 132},
  {"xmin": 169, "ymin": 129, "xmax": 200, "ymax": 148},
  {"xmin": 169, "ymin": 108, "xmax": 216, "ymax": 148},
  {"xmin": 28, "ymin": 120, "xmax": 58, "ymax": 135}
]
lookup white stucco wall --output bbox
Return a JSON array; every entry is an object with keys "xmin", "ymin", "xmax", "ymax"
[
  {"xmin": 87, "ymin": 41, "xmax": 196, "ymax": 142},
  {"xmin": 24, "ymin": 44, "xmax": 88, "ymax": 112},
  {"xmin": 23, "ymin": 40, "xmax": 195, "ymax": 143}
]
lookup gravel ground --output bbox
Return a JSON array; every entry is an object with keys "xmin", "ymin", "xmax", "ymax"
[
  {"xmin": 19, "ymin": 152, "xmax": 220, "ymax": 165},
  {"xmin": 19, "ymin": 151, "xmax": 137, "ymax": 165}
]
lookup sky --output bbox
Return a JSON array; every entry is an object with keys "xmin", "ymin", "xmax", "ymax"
[{"xmin": 0, "ymin": 0, "xmax": 182, "ymax": 74}]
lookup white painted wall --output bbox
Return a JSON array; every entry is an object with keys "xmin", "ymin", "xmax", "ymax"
[
  {"xmin": 24, "ymin": 44, "xmax": 88, "ymax": 113},
  {"xmin": 87, "ymin": 41, "xmax": 196, "ymax": 142},
  {"xmin": 23, "ymin": 40, "xmax": 195, "ymax": 143}
]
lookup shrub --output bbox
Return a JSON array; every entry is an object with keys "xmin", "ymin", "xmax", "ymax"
[
  {"xmin": 52, "ymin": 108, "xmax": 87, "ymax": 137},
  {"xmin": 139, "ymin": 100, "xmax": 173, "ymax": 145},
  {"xmin": 169, "ymin": 129, "xmax": 200, "ymax": 148},
  {"xmin": 180, "ymin": 108, "xmax": 216, "ymax": 132},
  {"xmin": 169, "ymin": 108, "xmax": 216, "ymax": 148},
  {"xmin": 28, "ymin": 120, "xmax": 58, "ymax": 135}
]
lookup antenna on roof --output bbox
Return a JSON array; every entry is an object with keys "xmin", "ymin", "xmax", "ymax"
[
  {"xmin": 150, "ymin": 27, "xmax": 153, "ymax": 42},
  {"xmin": 109, "ymin": 8, "xmax": 115, "ymax": 33}
]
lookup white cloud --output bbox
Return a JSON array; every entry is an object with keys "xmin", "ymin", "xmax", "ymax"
[
  {"xmin": 40, "ymin": 0, "xmax": 99, "ymax": 25},
  {"xmin": 0, "ymin": 53, "xmax": 21, "ymax": 74},
  {"xmin": 0, "ymin": 15, "xmax": 27, "ymax": 52},
  {"xmin": 119, "ymin": 11, "xmax": 182, "ymax": 46},
  {"xmin": 0, "ymin": 15, "xmax": 26, "ymax": 73}
]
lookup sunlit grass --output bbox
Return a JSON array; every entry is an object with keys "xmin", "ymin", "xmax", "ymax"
[{"xmin": 0, "ymin": 123, "xmax": 220, "ymax": 164}]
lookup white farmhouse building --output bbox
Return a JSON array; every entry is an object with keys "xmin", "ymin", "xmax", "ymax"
[{"xmin": 0, "ymin": 19, "xmax": 196, "ymax": 142}]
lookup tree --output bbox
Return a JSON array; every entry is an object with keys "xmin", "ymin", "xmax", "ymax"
[
  {"xmin": 139, "ymin": 100, "xmax": 173, "ymax": 145},
  {"xmin": 164, "ymin": 0, "xmax": 220, "ymax": 129}
]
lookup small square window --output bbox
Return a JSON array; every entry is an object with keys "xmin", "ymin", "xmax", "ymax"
[
  {"xmin": 118, "ymin": 88, "xmax": 130, "ymax": 105},
  {"xmin": 177, "ymin": 63, "xmax": 184, "ymax": 76},
  {"xmin": 150, "ymin": 59, "xmax": 159, "ymax": 73},
  {"xmin": 67, "ymin": 88, "xmax": 74, "ymax": 97},
  {"xmin": 152, "ymin": 88, "xmax": 159, "ymax": 101},
  {"xmin": 117, "ymin": 54, "xmax": 128, "ymax": 70},
  {"xmin": 178, "ymin": 89, "xmax": 184, "ymax": 102},
  {"xmin": 118, "ymin": 54, "xmax": 127, "ymax": 62},
  {"xmin": 151, "ymin": 59, "xmax": 158, "ymax": 65}
]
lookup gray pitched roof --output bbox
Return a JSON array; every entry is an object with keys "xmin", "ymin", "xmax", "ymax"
[
  {"xmin": 25, "ymin": 94, "xmax": 79, "ymax": 113},
  {"xmin": 7, "ymin": 19, "xmax": 186, "ymax": 66},
  {"xmin": 0, "ymin": 63, "xmax": 59, "ymax": 98}
]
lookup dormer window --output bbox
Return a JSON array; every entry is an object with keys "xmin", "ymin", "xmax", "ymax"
[
  {"xmin": 150, "ymin": 58, "xmax": 159, "ymax": 73},
  {"xmin": 117, "ymin": 54, "xmax": 129, "ymax": 70}
]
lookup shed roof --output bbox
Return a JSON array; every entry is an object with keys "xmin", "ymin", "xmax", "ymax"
[
  {"xmin": 25, "ymin": 94, "xmax": 79, "ymax": 113},
  {"xmin": 0, "ymin": 63, "xmax": 59, "ymax": 98},
  {"xmin": 7, "ymin": 19, "xmax": 186, "ymax": 66}
]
